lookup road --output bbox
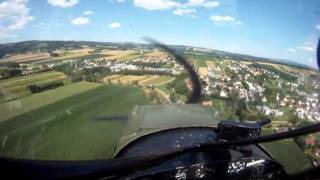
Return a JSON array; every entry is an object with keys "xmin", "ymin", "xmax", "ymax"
[{"xmin": 155, "ymin": 87, "xmax": 171, "ymax": 103}]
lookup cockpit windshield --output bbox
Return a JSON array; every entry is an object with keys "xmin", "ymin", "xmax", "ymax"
[{"xmin": 0, "ymin": 0, "xmax": 320, "ymax": 176}]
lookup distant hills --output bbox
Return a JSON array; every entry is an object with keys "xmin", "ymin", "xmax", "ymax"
[{"xmin": 0, "ymin": 40, "xmax": 313, "ymax": 70}]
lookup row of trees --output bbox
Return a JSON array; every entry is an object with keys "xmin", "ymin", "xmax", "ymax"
[
  {"xmin": 53, "ymin": 63, "xmax": 112, "ymax": 83},
  {"xmin": 27, "ymin": 82, "xmax": 64, "ymax": 94},
  {"xmin": 119, "ymin": 69, "xmax": 172, "ymax": 76},
  {"xmin": 0, "ymin": 62, "xmax": 21, "ymax": 79},
  {"xmin": 131, "ymin": 61, "xmax": 173, "ymax": 68},
  {"xmin": 167, "ymin": 72, "xmax": 188, "ymax": 95}
]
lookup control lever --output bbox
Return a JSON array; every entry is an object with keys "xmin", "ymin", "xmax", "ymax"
[{"xmin": 217, "ymin": 118, "xmax": 271, "ymax": 141}]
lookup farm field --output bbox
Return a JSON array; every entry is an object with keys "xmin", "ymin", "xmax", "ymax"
[
  {"xmin": 206, "ymin": 60, "xmax": 216, "ymax": 67},
  {"xmin": 103, "ymin": 75, "xmax": 174, "ymax": 86},
  {"xmin": 185, "ymin": 54, "xmax": 211, "ymax": 67},
  {"xmin": 42, "ymin": 48, "xmax": 99, "ymax": 62},
  {"xmin": 198, "ymin": 67, "xmax": 208, "ymax": 76},
  {"xmin": 0, "ymin": 83, "xmax": 148, "ymax": 160},
  {"xmin": 0, "ymin": 48, "xmax": 169, "ymax": 64},
  {"xmin": 141, "ymin": 76, "xmax": 174, "ymax": 85},
  {"xmin": 0, "ymin": 81, "xmax": 101, "ymax": 122},
  {"xmin": 143, "ymin": 50, "xmax": 168, "ymax": 57},
  {"xmin": 0, "ymin": 71, "xmax": 68, "ymax": 102},
  {"xmin": 0, "ymin": 48, "xmax": 113, "ymax": 64},
  {"xmin": 0, "ymin": 52, "xmax": 50, "ymax": 63},
  {"xmin": 102, "ymin": 50, "xmax": 141, "ymax": 61}
]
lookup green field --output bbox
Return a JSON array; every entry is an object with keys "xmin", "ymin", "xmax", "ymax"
[
  {"xmin": 0, "ymin": 82, "xmax": 101, "ymax": 122},
  {"xmin": 0, "ymin": 71, "xmax": 69, "ymax": 102},
  {"xmin": 0, "ymin": 83, "xmax": 148, "ymax": 160},
  {"xmin": 185, "ymin": 54, "xmax": 211, "ymax": 67},
  {"xmin": 260, "ymin": 129, "xmax": 313, "ymax": 174}
]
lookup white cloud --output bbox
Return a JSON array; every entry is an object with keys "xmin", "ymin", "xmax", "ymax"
[
  {"xmin": 0, "ymin": 0, "xmax": 34, "ymax": 39},
  {"xmin": 84, "ymin": 10, "xmax": 94, "ymax": 15},
  {"xmin": 33, "ymin": 22, "xmax": 45, "ymax": 28},
  {"xmin": 71, "ymin": 17, "xmax": 90, "ymax": 25},
  {"xmin": 304, "ymin": 41, "xmax": 314, "ymax": 46},
  {"xmin": 131, "ymin": 0, "xmax": 218, "ymax": 17},
  {"xmin": 109, "ymin": 22, "xmax": 121, "ymax": 29},
  {"xmin": 203, "ymin": 1, "xmax": 219, "ymax": 8},
  {"xmin": 316, "ymin": 24, "xmax": 320, "ymax": 31},
  {"xmin": 210, "ymin": 15, "xmax": 242, "ymax": 25},
  {"xmin": 173, "ymin": 8, "xmax": 196, "ymax": 17},
  {"xmin": 83, "ymin": 11, "xmax": 94, "ymax": 15},
  {"xmin": 298, "ymin": 46, "xmax": 314, "ymax": 52},
  {"xmin": 47, "ymin": 0, "xmax": 78, "ymax": 8},
  {"xmin": 133, "ymin": 0, "xmax": 180, "ymax": 10},
  {"xmin": 109, "ymin": 0, "xmax": 126, "ymax": 2},
  {"xmin": 186, "ymin": 0, "xmax": 219, "ymax": 8},
  {"xmin": 286, "ymin": 48, "xmax": 296, "ymax": 52},
  {"xmin": 235, "ymin": 21, "xmax": 242, "ymax": 25},
  {"xmin": 295, "ymin": 41, "xmax": 316, "ymax": 52},
  {"xmin": 210, "ymin": 15, "xmax": 235, "ymax": 22}
]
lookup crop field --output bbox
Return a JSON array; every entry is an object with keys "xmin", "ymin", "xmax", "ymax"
[
  {"xmin": 54, "ymin": 48, "xmax": 94, "ymax": 59},
  {"xmin": 260, "ymin": 129, "xmax": 313, "ymax": 174},
  {"xmin": 2, "ymin": 49, "xmax": 167, "ymax": 64},
  {"xmin": 102, "ymin": 50, "xmax": 141, "ymax": 61},
  {"xmin": 0, "ymin": 53, "xmax": 51, "ymax": 63},
  {"xmin": 206, "ymin": 60, "xmax": 216, "ymax": 67},
  {"xmin": 110, "ymin": 75, "xmax": 149, "ymax": 84},
  {"xmin": 140, "ymin": 76, "xmax": 174, "ymax": 85},
  {"xmin": 102, "ymin": 74, "xmax": 124, "ymax": 82},
  {"xmin": 0, "ymin": 48, "xmax": 114, "ymax": 64},
  {"xmin": 0, "ymin": 71, "xmax": 68, "ymax": 102},
  {"xmin": 198, "ymin": 67, "xmax": 208, "ymax": 76},
  {"xmin": 0, "ymin": 83, "xmax": 148, "ymax": 160},
  {"xmin": 144, "ymin": 50, "xmax": 168, "ymax": 57},
  {"xmin": 103, "ymin": 75, "xmax": 174, "ymax": 86}
]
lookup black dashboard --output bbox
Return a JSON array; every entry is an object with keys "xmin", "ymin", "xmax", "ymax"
[
  {"xmin": 1, "ymin": 126, "xmax": 320, "ymax": 179},
  {"xmin": 117, "ymin": 127, "xmax": 286, "ymax": 179}
]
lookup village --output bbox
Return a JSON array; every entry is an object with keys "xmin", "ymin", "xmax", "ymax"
[
  {"xmin": 199, "ymin": 60, "xmax": 320, "ymax": 122},
  {"xmin": 16, "ymin": 52, "xmax": 320, "ymax": 124}
]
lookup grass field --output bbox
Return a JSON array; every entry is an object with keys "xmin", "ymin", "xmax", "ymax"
[
  {"xmin": 260, "ymin": 129, "xmax": 313, "ymax": 174},
  {"xmin": 0, "ymin": 81, "xmax": 101, "ymax": 123},
  {"xmin": 0, "ymin": 83, "xmax": 148, "ymax": 160},
  {"xmin": 185, "ymin": 54, "xmax": 211, "ymax": 67},
  {"xmin": 0, "ymin": 71, "xmax": 68, "ymax": 102}
]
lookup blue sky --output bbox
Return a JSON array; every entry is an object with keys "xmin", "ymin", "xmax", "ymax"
[{"xmin": 1, "ymin": 0, "xmax": 320, "ymax": 68}]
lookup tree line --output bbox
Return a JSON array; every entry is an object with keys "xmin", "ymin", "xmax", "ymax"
[{"xmin": 27, "ymin": 82, "xmax": 64, "ymax": 94}]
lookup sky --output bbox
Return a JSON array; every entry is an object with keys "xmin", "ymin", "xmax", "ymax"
[{"xmin": 0, "ymin": 0, "xmax": 320, "ymax": 68}]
